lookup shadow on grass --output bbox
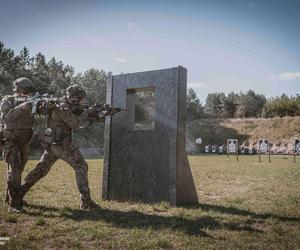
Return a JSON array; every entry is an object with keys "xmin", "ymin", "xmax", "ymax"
[
  {"xmin": 24, "ymin": 202, "xmax": 262, "ymax": 237},
  {"xmin": 181, "ymin": 203, "xmax": 300, "ymax": 223}
]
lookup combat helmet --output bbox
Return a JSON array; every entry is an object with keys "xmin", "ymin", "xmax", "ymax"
[
  {"xmin": 13, "ymin": 77, "xmax": 35, "ymax": 93},
  {"xmin": 66, "ymin": 84, "xmax": 86, "ymax": 98}
]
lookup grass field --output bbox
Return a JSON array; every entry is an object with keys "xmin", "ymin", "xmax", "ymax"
[{"xmin": 0, "ymin": 155, "xmax": 300, "ymax": 249}]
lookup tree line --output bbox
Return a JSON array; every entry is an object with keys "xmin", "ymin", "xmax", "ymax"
[
  {"xmin": 1, "ymin": 42, "xmax": 299, "ymax": 119},
  {"xmin": 187, "ymin": 88, "xmax": 300, "ymax": 120},
  {"xmin": 0, "ymin": 42, "xmax": 108, "ymax": 105}
]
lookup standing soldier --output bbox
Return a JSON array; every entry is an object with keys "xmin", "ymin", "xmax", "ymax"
[
  {"xmin": 20, "ymin": 85, "xmax": 104, "ymax": 209},
  {"xmin": 0, "ymin": 77, "xmax": 36, "ymax": 212}
]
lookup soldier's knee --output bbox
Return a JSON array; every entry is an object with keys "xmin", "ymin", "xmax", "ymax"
[
  {"xmin": 37, "ymin": 168, "xmax": 49, "ymax": 178},
  {"xmin": 74, "ymin": 161, "xmax": 88, "ymax": 173},
  {"xmin": 7, "ymin": 178, "xmax": 19, "ymax": 190},
  {"xmin": 82, "ymin": 161, "xmax": 88, "ymax": 171},
  {"xmin": 7, "ymin": 165, "xmax": 22, "ymax": 178},
  {"xmin": 3, "ymin": 144, "xmax": 21, "ymax": 166},
  {"xmin": 24, "ymin": 164, "xmax": 51, "ymax": 182}
]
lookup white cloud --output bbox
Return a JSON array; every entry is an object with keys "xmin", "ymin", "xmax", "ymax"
[
  {"xmin": 187, "ymin": 81, "xmax": 207, "ymax": 89},
  {"xmin": 114, "ymin": 57, "xmax": 127, "ymax": 63},
  {"xmin": 269, "ymin": 72, "xmax": 300, "ymax": 81},
  {"xmin": 278, "ymin": 72, "xmax": 300, "ymax": 81}
]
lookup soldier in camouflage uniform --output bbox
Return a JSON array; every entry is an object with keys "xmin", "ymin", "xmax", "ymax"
[
  {"xmin": 20, "ymin": 85, "xmax": 101, "ymax": 209},
  {"xmin": 0, "ymin": 78, "xmax": 36, "ymax": 212}
]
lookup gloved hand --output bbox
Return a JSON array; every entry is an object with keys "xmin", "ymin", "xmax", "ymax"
[
  {"xmin": 35, "ymin": 100, "xmax": 57, "ymax": 115},
  {"xmin": 47, "ymin": 101, "xmax": 57, "ymax": 110},
  {"xmin": 87, "ymin": 107, "xmax": 98, "ymax": 118}
]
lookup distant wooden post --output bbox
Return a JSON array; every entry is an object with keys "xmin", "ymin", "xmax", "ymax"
[
  {"xmin": 236, "ymin": 141, "xmax": 239, "ymax": 161},
  {"xmin": 295, "ymin": 139, "xmax": 299, "ymax": 164}
]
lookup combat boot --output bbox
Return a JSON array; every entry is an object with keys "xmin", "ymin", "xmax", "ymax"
[
  {"xmin": 80, "ymin": 199, "xmax": 99, "ymax": 209},
  {"xmin": 8, "ymin": 198, "xmax": 25, "ymax": 213},
  {"xmin": 7, "ymin": 192, "xmax": 25, "ymax": 213},
  {"xmin": 80, "ymin": 195, "xmax": 99, "ymax": 209},
  {"xmin": 8, "ymin": 206, "xmax": 25, "ymax": 213}
]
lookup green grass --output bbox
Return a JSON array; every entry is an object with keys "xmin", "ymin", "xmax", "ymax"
[{"xmin": 0, "ymin": 156, "xmax": 300, "ymax": 249}]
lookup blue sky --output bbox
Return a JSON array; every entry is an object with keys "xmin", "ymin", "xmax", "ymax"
[{"xmin": 0, "ymin": 0, "xmax": 299, "ymax": 102}]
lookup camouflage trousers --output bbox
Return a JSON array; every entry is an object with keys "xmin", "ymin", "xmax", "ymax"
[
  {"xmin": 2, "ymin": 140, "xmax": 29, "ymax": 209},
  {"xmin": 21, "ymin": 144, "xmax": 92, "ymax": 203}
]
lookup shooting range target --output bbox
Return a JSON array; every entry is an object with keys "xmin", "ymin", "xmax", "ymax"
[
  {"xmin": 295, "ymin": 139, "xmax": 300, "ymax": 153},
  {"xmin": 227, "ymin": 139, "xmax": 238, "ymax": 153},
  {"xmin": 259, "ymin": 139, "xmax": 269, "ymax": 153}
]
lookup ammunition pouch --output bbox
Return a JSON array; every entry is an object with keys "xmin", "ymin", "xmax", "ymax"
[
  {"xmin": 3, "ymin": 130, "xmax": 16, "ymax": 141},
  {"xmin": 39, "ymin": 126, "xmax": 65, "ymax": 145},
  {"xmin": 54, "ymin": 126, "xmax": 64, "ymax": 143},
  {"xmin": 2, "ymin": 129, "xmax": 32, "ymax": 146},
  {"xmin": 40, "ymin": 128, "xmax": 55, "ymax": 144}
]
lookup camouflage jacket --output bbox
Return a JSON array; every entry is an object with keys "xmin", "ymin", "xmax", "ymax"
[
  {"xmin": 40, "ymin": 97, "xmax": 92, "ymax": 146},
  {"xmin": 0, "ymin": 95, "xmax": 33, "ymax": 141}
]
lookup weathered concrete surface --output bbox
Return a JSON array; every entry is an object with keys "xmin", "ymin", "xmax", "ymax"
[{"xmin": 102, "ymin": 66, "xmax": 198, "ymax": 205}]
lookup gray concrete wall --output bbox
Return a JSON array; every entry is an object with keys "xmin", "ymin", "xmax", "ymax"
[{"xmin": 102, "ymin": 66, "xmax": 198, "ymax": 205}]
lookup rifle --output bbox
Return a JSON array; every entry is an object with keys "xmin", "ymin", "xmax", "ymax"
[
  {"xmin": 14, "ymin": 93, "xmax": 62, "ymax": 114},
  {"xmin": 93, "ymin": 103, "xmax": 127, "ymax": 119},
  {"xmin": 81, "ymin": 103, "xmax": 127, "ymax": 128}
]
